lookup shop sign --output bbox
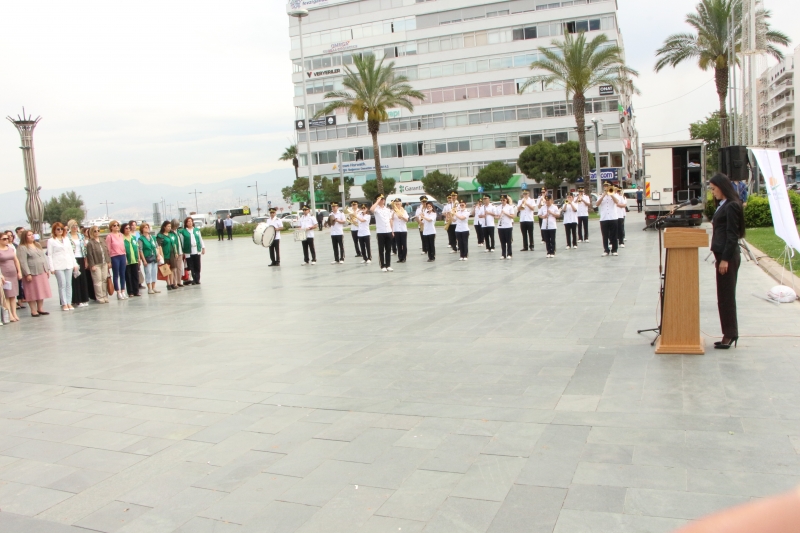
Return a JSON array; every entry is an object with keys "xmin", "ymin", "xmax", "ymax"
[{"xmin": 307, "ymin": 67, "xmax": 341, "ymax": 78}]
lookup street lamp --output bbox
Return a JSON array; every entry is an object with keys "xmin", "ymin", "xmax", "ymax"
[
  {"xmin": 247, "ymin": 183, "xmax": 261, "ymax": 217},
  {"xmin": 590, "ymin": 117, "xmax": 603, "ymax": 194},
  {"xmin": 189, "ymin": 189, "xmax": 202, "ymax": 213},
  {"xmin": 100, "ymin": 200, "xmax": 114, "ymax": 218},
  {"xmin": 288, "ymin": 6, "xmax": 316, "ymax": 216}
]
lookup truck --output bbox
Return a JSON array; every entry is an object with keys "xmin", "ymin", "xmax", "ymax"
[{"xmin": 642, "ymin": 140, "xmax": 706, "ymax": 227}]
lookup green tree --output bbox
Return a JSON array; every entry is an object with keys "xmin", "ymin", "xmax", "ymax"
[
  {"xmin": 655, "ymin": 0, "xmax": 789, "ymax": 147},
  {"xmin": 279, "ymin": 144, "xmax": 299, "ymax": 179},
  {"xmin": 362, "ymin": 177, "xmax": 396, "ymax": 201},
  {"xmin": 517, "ymin": 141, "xmax": 591, "ymax": 191},
  {"xmin": 319, "ymin": 176, "xmax": 353, "ymax": 204},
  {"xmin": 520, "ymin": 32, "xmax": 638, "ymax": 191},
  {"xmin": 421, "ymin": 170, "xmax": 458, "ymax": 204},
  {"xmin": 281, "ymin": 186, "xmax": 293, "ymax": 206},
  {"xmin": 43, "ymin": 191, "xmax": 85, "ymax": 225},
  {"xmin": 476, "ymin": 162, "xmax": 514, "ymax": 193},
  {"xmin": 315, "ymin": 54, "xmax": 424, "ymax": 195},
  {"xmin": 689, "ymin": 112, "xmax": 720, "ymax": 176}
]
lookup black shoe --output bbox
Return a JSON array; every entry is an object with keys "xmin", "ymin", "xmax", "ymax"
[
  {"xmin": 520, "ymin": 248, "xmax": 528, "ymax": 251},
  {"xmin": 427, "ymin": 259, "xmax": 435, "ymax": 262},
  {"xmin": 714, "ymin": 337, "xmax": 738, "ymax": 349},
  {"xmin": 268, "ymin": 263, "xmax": 275, "ymax": 267}
]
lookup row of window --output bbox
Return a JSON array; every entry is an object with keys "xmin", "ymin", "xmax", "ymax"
[{"xmin": 290, "ymin": 16, "xmax": 417, "ymax": 51}]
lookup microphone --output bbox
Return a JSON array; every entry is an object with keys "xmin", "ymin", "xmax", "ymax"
[{"xmin": 674, "ymin": 198, "xmax": 700, "ymax": 209}]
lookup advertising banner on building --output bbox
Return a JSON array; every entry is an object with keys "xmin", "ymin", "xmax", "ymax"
[
  {"xmin": 750, "ymin": 148, "xmax": 800, "ymax": 254},
  {"xmin": 288, "ymin": 0, "xmax": 354, "ymax": 11},
  {"xmin": 306, "ymin": 67, "xmax": 342, "ymax": 79}
]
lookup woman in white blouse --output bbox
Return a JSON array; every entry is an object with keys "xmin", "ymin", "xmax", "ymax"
[
  {"xmin": 454, "ymin": 200, "xmax": 471, "ymax": 261},
  {"xmin": 421, "ymin": 203, "xmax": 437, "ymax": 262},
  {"xmin": 539, "ymin": 195, "xmax": 560, "ymax": 258},
  {"xmin": 356, "ymin": 204, "xmax": 372, "ymax": 264},
  {"xmin": 497, "ymin": 195, "xmax": 517, "ymax": 259},
  {"xmin": 46, "ymin": 222, "xmax": 79, "ymax": 311},
  {"xmin": 561, "ymin": 196, "xmax": 579, "ymax": 249}
]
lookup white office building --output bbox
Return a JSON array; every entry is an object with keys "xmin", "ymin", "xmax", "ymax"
[
  {"xmin": 288, "ymin": 0, "xmax": 639, "ymax": 204},
  {"xmin": 759, "ymin": 45, "xmax": 797, "ymax": 180}
]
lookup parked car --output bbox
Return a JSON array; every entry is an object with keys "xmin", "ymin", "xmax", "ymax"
[
  {"xmin": 251, "ymin": 216, "xmax": 269, "ymax": 225},
  {"xmin": 405, "ymin": 201, "xmax": 445, "ymax": 221},
  {"xmin": 282, "ymin": 214, "xmax": 301, "ymax": 228}
]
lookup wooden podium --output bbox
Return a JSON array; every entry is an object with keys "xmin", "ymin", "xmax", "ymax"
[{"xmin": 655, "ymin": 228, "xmax": 710, "ymax": 355}]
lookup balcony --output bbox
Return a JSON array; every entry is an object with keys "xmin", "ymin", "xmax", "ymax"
[
  {"xmin": 770, "ymin": 95, "xmax": 794, "ymax": 112},
  {"xmin": 771, "ymin": 112, "xmax": 794, "ymax": 127}
]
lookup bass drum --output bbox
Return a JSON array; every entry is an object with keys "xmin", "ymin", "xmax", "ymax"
[
  {"xmin": 261, "ymin": 225, "xmax": 276, "ymax": 248},
  {"xmin": 253, "ymin": 222, "xmax": 268, "ymax": 245}
]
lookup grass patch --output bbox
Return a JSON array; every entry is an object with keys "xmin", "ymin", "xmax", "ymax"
[{"xmin": 745, "ymin": 225, "xmax": 800, "ymax": 274}]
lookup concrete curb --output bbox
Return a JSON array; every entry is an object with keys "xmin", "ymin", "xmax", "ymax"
[{"xmin": 744, "ymin": 241, "xmax": 800, "ymax": 291}]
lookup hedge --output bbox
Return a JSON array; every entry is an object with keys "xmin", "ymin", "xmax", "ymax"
[
  {"xmin": 743, "ymin": 192, "xmax": 800, "ymax": 228},
  {"xmin": 200, "ymin": 223, "xmax": 259, "ymax": 237}
]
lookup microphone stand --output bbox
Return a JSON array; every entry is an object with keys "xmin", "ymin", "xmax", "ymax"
[{"xmin": 637, "ymin": 209, "xmax": 675, "ymax": 345}]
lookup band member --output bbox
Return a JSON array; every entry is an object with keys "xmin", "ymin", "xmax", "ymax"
[
  {"xmin": 454, "ymin": 200, "xmax": 470, "ymax": 260},
  {"xmin": 421, "ymin": 202, "xmax": 437, "ymax": 261},
  {"xmin": 596, "ymin": 183, "xmax": 626, "ymax": 256},
  {"xmin": 391, "ymin": 198, "xmax": 409, "ymax": 263},
  {"xmin": 561, "ymin": 195, "xmax": 578, "ymax": 249},
  {"xmin": 356, "ymin": 204, "xmax": 372, "ymax": 264},
  {"xmin": 576, "ymin": 187, "xmax": 591, "ymax": 242},
  {"xmin": 481, "ymin": 195, "xmax": 496, "ymax": 252},
  {"xmin": 416, "ymin": 196, "xmax": 428, "ymax": 255},
  {"xmin": 349, "ymin": 201, "xmax": 362, "ymax": 258},
  {"xmin": 613, "ymin": 186, "xmax": 627, "ymax": 248},
  {"xmin": 444, "ymin": 191, "xmax": 459, "ymax": 253},
  {"xmin": 539, "ymin": 195, "xmax": 559, "ymax": 257},
  {"xmin": 536, "ymin": 190, "xmax": 547, "ymax": 242},
  {"xmin": 329, "ymin": 202, "xmax": 346, "ymax": 264},
  {"xmin": 370, "ymin": 194, "xmax": 393, "ymax": 272},
  {"xmin": 299, "ymin": 205, "xmax": 317, "ymax": 265},
  {"xmin": 472, "ymin": 199, "xmax": 484, "ymax": 245},
  {"xmin": 517, "ymin": 190, "xmax": 535, "ymax": 251},
  {"xmin": 497, "ymin": 194, "xmax": 516, "ymax": 259},
  {"xmin": 266, "ymin": 207, "xmax": 282, "ymax": 266}
]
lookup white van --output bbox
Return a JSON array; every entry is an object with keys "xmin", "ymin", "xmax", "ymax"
[
  {"xmin": 189, "ymin": 213, "xmax": 212, "ymax": 228},
  {"xmin": 621, "ymin": 190, "xmax": 640, "ymax": 211}
]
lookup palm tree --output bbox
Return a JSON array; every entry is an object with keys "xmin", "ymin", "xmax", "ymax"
[
  {"xmin": 521, "ymin": 32, "xmax": 638, "ymax": 190},
  {"xmin": 315, "ymin": 54, "xmax": 424, "ymax": 195},
  {"xmin": 279, "ymin": 144, "xmax": 299, "ymax": 179},
  {"xmin": 655, "ymin": 0, "xmax": 789, "ymax": 147}
]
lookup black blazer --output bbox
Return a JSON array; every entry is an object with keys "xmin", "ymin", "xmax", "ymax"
[
  {"xmin": 710, "ymin": 200, "xmax": 742, "ymax": 261},
  {"xmin": 215, "ymin": 219, "xmax": 225, "ymax": 231}
]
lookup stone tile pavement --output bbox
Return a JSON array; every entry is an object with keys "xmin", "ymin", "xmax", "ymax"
[{"xmin": 1, "ymin": 213, "xmax": 799, "ymax": 532}]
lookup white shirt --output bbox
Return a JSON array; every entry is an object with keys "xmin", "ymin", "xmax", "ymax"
[
  {"xmin": 392, "ymin": 209, "xmax": 409, "ymax": 233},
  {"xmin": 70, "ymin": 234, "xmax": 84, "ymax": 258},
  {"xmin": 517, "ymin": 198, "xmax": 535, "ymax": 222},
  {"xmin": 576, "ymin": 194, "xmax": 590, "ymax": 217},
  {"xmin": 473, "ymin": 204, "xmax": 484, "ymax": 226},
  {"xmin": 356, "ymin": 211, "xmax": 371, "ymax": 237},
  {"xmin": 47, "ymin": 237, "xmax": 78, "ymax": 271},
  {"xmin": 562, "ymin": 202, "xmax": 579, "ymax": 224},
  {"xmin": 454, "ymin": 208, "xmax": 470, "ymax": 232},
  {"xmin": 422, "ymin": 210, "xmax": 437, "ymax": 235},
  {"xmin": 189, "ymin": 230, "xmax": 204, "ymax": 255},
  {"xmin": 483, "ymin": 204, "xmax": 497, "ymax": 227},
  {"xmin": 498, "ymin": 204, "xmax": 516, "ymax": 228},
  {"xmin": 614, "ymin": 194, "xmax": 626, "ymax": 219},
  {"xmin": 539, "ymin": 205, "xmax": 559, "ymax": 230},
  {"xmin": 329, "ymin": 211, "xmax": 346, "ymax": 236},
  {"xmin": 300, "ymin": 214, "xmax": 316, "ymax": 239},
  {"xmin": 266, "ymin": 216, "xmax": 282, "ymax": 240},
  {"xmin": 373, "ymin": 206, "xmax": 393, "ymax": 234},
  {"xmin": 597, "ymin": 194, "xmax": 620, "ymax": 222}
]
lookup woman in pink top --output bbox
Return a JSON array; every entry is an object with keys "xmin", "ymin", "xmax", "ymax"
[{"xmin": 105, "ymin": 220, "xmax": 128, "ymax": 299}]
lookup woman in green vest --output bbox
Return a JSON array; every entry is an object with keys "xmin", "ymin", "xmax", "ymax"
[
  {"xmin": 121, "ymin": 223, "xmax": 140, "ymax": 297},
  {"xmin": 138, "ymin": 222, "xmax": 162, "ymax": 295},
  {"xmin": 179, "ymin": 217, "xmax": 205, "ymax": 285},
  {"xmin": 156, "ymin": 221, "xmax": 179, "ymax": 290}
]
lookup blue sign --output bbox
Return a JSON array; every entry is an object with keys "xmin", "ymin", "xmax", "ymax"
[
  {"xmin": 268, "ymin": 201, "xmax": 272, "ymax": 206},
  {"xmin": 577, "ymin": 168, "xmax": 620, "ymax": 183},
  {"xmin": 520, "ymin": 183, "xmax": 528, "ymax": 190},
  {"xmin": 477, "ymin": 186, "xmax": 484, "ymax": 193}
]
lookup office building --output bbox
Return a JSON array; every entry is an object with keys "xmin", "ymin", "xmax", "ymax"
[{"xmin": 760, "ymin": 45, "xmax": 797, "ymax": 180}]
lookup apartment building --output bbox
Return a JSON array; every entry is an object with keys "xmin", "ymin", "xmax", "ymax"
[
  {"xmin": 288, "ymin": 0, "xmax": 639, "ymax": 203},
  {"xmin": 760, "ymin": 45, "xmax": 798, "ymax": 180}
]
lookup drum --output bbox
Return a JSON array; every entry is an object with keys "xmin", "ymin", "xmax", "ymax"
[
  {"xmin": 253, "ymin": 222, "xmax": 268, "ymax": 245},
  {"xmin": 293, "ymin": 229, "xmax": 306, "ymax": 242},
  {"xmin": 261, "ymin": 225, "xmax": 276, "ymax": 248}
]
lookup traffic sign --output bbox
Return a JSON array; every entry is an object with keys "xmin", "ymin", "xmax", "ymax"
[
  {"xmin": 520, "ymin": 183, "xmax": 528, "ymax": 190},
  {"xmin": 477, "ymin": 186, "xmax": 484, "ymax": 193}
]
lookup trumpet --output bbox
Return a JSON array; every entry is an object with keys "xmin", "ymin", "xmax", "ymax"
[{"xmin": 345, "ymin": 206, "xmax": 359, "ymax": 225}]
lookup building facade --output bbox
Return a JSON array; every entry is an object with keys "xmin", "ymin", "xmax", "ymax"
[
  {"xmin": 288, "ymin": 0, "xmax": 639, "ymax": 204},
  {"xmin": 759, "ymin": 45, "xmax": 798, "ymax": 180}
]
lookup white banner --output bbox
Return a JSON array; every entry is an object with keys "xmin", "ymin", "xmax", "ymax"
[{"xmin": 750, "ymin": 148, "xmax": 800, "ymax": 254}]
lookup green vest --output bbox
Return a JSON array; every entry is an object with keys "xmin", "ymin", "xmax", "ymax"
[
  {"xmin": 123, "ymin": 236, "xmax": 139, "ymax": 264},
  {"xmin": 179, "ymin": 228, "xmax": 203, "ymax": 254},
  {"xmin": 157, "ymin": 232, "xmax": 176, "ymax": 260},
  {"xmin": 140, "ymin": 235, "xmax": 157, "ymax": 259}
]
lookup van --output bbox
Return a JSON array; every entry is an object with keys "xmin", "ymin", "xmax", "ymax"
[
  {"xmin": 621, "ymin": 190, "xmax": 639, "ymax": 211},
  {"xmin": 189, "ymin": 213, "xmax": 212, "ymax": 228}
]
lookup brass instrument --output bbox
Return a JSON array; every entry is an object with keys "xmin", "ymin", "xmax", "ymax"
[
  {"xmin": 345, "ymin": 207, "xmax": 359, "ymax": 225},
  {"xmin": 444, "ymin": 201, "xmax": 456, "ymax": 230},
  {"xmin": 392, "ymin": 202, "xmax": 405, "ymax": 218}
]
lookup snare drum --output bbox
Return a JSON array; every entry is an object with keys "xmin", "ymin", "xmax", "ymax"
[{"xmin": 293, "ymin": 229, "xmax": 307, "ymax": 242}]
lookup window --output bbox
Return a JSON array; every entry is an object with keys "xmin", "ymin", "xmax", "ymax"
[
  {"xmin": 576, "ymin": 20, "xmax": 589, "ymax": 32},
  {"xmin": 524, "ymin": 26, "xmax": 537, "ymax": 39},
  {"xmin": 402, "ymin": 142, "xmax": 419, "ymax": 157},
  {"xmin": 589, "ymin": 19, "xmax": 600, "ymax": 31}
]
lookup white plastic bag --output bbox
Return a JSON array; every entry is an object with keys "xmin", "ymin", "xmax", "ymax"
[{"xmin": 768, "ymin": 285, "xmax": 797, "ymax": 303}]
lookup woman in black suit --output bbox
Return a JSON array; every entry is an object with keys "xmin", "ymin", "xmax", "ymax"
[{"xmin": 709, "ymin": 173, "xmax": 745, "ymax": 349}]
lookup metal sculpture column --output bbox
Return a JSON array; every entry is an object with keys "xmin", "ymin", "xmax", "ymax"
[{"xmin": 7, "ymin": 110, "xmax": 44, "ymax": 235}]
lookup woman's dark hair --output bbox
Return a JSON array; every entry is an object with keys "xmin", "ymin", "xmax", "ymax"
[
  {"xmin": 120, "ymin": 223, "xmax": 130, "ymax": 234},
  {"xmin": 184, "ymin": 217, "xmax": 193, "ymax": 228},
  {"xmin": 160, "ymin": 221, "xmax": 171, "ymax": 233},
  {"xmin": 709, "ymin": 173, "xmax": 746, "ymax": 238}
]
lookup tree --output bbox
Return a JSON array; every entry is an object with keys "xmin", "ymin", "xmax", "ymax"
[
  {"xmin": 518, "ymin": 141, "xmax": 591, "ymax": 191},
  {"xmin": 476, "ymin": 162, "xmax": 514, "ymax": 193},
  {"xmin": 655, "ymin": 0, "xmax": 789, "ymax": 147},
  {"xmin": 43, "ymin": 191, "xmax": 85, "ymax": 225},
  {"xmin": 279, "ymin": 144, "xmax": 299, "ymax": 179},
  {"xmin": 315, "ymin": 54, "xmax": 424, "ymax": 195},
  {"xmin": 281, "ymin": 186, "xmax": 293, "ymax": 206},
  {"xmin": 520, "ymin": 32, "xmax": 638, "ymax": 191},
  {"xmin": 319, "ymin": 176, "xmax": 353, "ymax": 204},
  {"xmin": 689, "ymin": 112, "xmax": 721, "ymax": 176},
  {"xmin": 362, "ymin": 178, "xmax": 396, "ymax": 201},
  {"xmin": 422, "ymin": 170, "xmax": 458, "ymax": 204}
]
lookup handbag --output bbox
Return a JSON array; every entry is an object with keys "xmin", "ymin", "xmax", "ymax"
[
  {"xmin": 0, "ymin": 288, "xmax": 9, "ymax": 324},
  {"xmin": 181, "ymin": 261, "xmax": 190, "ymax": 282},
  {"xmin": 157, "ymin": 264, "xmax": 172, "ymax": 281},
  {"xmin": 107, "ymin": 276, "xmax": 115, "ymax": 296}
]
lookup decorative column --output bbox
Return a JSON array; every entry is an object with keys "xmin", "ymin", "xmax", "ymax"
[{"xmin": 7, "ymin": 110, "xmax": 44, "ymax": 235}]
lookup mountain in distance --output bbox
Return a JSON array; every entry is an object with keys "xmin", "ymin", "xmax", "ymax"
[{"xmin": 0, "ymin": 168, "xmax": 296, "ymax": 228}]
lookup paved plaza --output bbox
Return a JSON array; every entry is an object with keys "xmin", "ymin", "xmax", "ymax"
[{"xmin": 1, "ymin": 213, "xmax": 799, "ymax": 533}]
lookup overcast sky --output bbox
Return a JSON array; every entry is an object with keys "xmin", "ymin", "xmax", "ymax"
[{"xmin": 1, "ymin": 0, "xmax": 798, "ymax": 190}]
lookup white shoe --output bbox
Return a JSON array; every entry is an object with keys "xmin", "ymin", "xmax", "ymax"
[
  {"xmin": 339, "ymin": 260, "xmax": 344, "ymax": 264},
  {"xmin": 311, "ymin": 261, "xmax": 316, "ymax": 265},
  {"xmin": 565, "ymin": 246, "xmax": 571, "ymax": 250},
  {"xmin": 386, "ymin": 267, "xmax": 393, "ymax": 272},
  {"xmin": 362, "ymin": 260, "xmax": 367, "ymax": 264},
  {"xmin": 117, "ymin": 293, "xmax": 123, "ymax": 300},
  {"xmin": 381, "ymin": 267, "xmax": 387, "ymax": 272},
  {"xmin": 584, "ymin": 239, "xmax": 589, "ymax": 243},
  {"xmin": 620, "ymin": 243, "xmax": 625, "ymax": 248},
  {"xmin": 612, "ymin": 252, "xmax": 618, "ymax": 256},
  {"xmin": 489, "ymin": 249, "xmax": 494, "ymax": 253},
  {"xmin": 463, "ymin": 257, "xmax": 468, "ymax": 261},
  {"xmin": 450, "ymin": 250, "xmax": 456, "ymax": 253},
  {"xmin": 331, "ymin": 261, "xmax": 338, "ymax": 264},
  {"xmin": 485, "ymin": 249, "xmax": 490, "ymax": 253},
  {"xmin": 458, "ymin": 257, "xmax": 463, "ymax": 261},
  {"xmin": 573, "ymin": 245, "xmax": 578, "ymax": 249},
  {"xmin": 366, "ymin": 260, "xmax": 371, "ymax": 264},
  {"xmin": 301, "ymin": 262, "xmax": 307, "ymax": 266},
  {"xmin": 122, "ymin": 292, "xmax": 128, "ymax": 300},
  {"xmin": 421, "ymin": 251, "xmax": 427, "ymax": 255},
  {"xmin": 602, "ymin": 252, "xmax": 609, "ymax": 257},
  {"xmin": 578, "ymin": 239, "xmax": 583, "ymax": 243}
]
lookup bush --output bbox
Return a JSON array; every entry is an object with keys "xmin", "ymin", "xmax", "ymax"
[
  {"xmin": 743, "ymin": 191, "xmax": 800, "ymax": 228},
  {"xmin": 200, "ymin": 223, "xmax": 261, "ymax": 237},
  {"xmin": 704, "ymin": 191, "xmax": 716, "ymax": 221}
]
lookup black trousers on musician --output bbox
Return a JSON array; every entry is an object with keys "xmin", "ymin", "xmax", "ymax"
[
  {"xmin": 391, "ymin": 234, "xmax": 397, "ymax": 254},
  {"xmin": 483, "ymin": 226, "xmax": 495, "ymax": 251},
  {"xmin": 617, "ymin": 218, "xmax": 626, "ymax": 244},
  {"xmin": 600, "ymin": 220, "xmax": 618, "ymax": 253},
  {"xmin": 538, "ymin": 218, "xmax": 543, "ymax": 239},
  {"xmin": 302, "ymin": 237, "xmax": 316, "ymax": 263},
  {"xmin": 395, "ymin": 232, "xmax": 408, "ymax": 262},
  {"xmin": 715, "ymin": 252, "xmax": 740, "ymax": 339},
  {"xmin": 269, "ymin": 240, "xmax": 280, "ymax": 264},
  {"xmin": 564, "ymin": 223, "xmax": 577, "ymax": 247},
  {"xmin": 376, "ymin": 232, "xmax": 392, "ymax": 268},
  {"xmin": 419, "ymin": 229, "xmax": 427, "ymax": 253},
  {"xmin": 186, "ymin": 254, "xmax": 201, "ymax": 283},
  {"xmin": 446, "ymin": 225, "xmax": 458, "ymax": 251},
  {"xmin": 474, "ymin": 224, "xmax": 484, "ymax": 245},
  {"xmin": 331, "ymin": 235, "xmax": 344, "ymax": 262},
  {"xmin": 358, "ymin": 235, "xmax": 371, "ymax": 261},
  {"xmin": 351, "ymin": 230, "xmax": 361, "ymax": 257},
  {"xmin": 520, "ymin": 221, "xmax": 534, "ymax": 250},
  {"xmin": 498, "ymin": 227, "xmax": 513, "ymax": 258},
  {"xmin": 456, "ymin": 231, "xmax": 469, "ymax": 258},
  {"xmin": 423, "ymin": 234, "xmax": 435, "ymax": 260},
  {"xmin": 578, "ymin": 216, "xmax": 589, "ymax": 241},
  {"xmin": 542, "ymin": 228, "xmax": 556, "ymax": 255}
]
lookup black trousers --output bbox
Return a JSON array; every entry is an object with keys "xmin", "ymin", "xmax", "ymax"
[
  {"xmin": 564, "ymin": 223, "xmax": 577, "ymax": 247},
  {"xmin": 637, "ymin": 200, "xmax": 643, "ymax": 212},
  {"xmin": 538, "ymin": 218, "xmax": 543, "ymax": 238},
  {"xmin": 542, "ymin": 228, "xmax": 556, "ymax": 255},
  {"xmin": 351, "ymin": 230, "xmax": 361, "ymax": 257},
  {"xmin": 71, "ymin": 260, "xmax": 90, "ymax": 304},
  {"xmin": 217, "ymin": 229, "xmax": 224, "ymax": 241},
  {"xmin": 714, "ymin": 252, "xmax": 740, "ymax": 338},
  {"xmin": 269, "ymin": 240, "xmax": 280, "ymax": 264},
  {"xmin": 446, "ymin": 224, "xmax": 457, "ymax": 250},
  {"xmin": 474, "ymin": 224, "xmax": 484, "ymax": 244},
  {"xmin": 600, "ymin": 220, "xmax": 618, "ymax": 253},
  {"xmin": 376, "ymin": 232, "xmax": 392, "ymax": 268},
  {"xmin": 578, "ymin": 216, "xmax": 589, "ymax": 241},
  {"xmin": 331, "ymin": 235, "xmax": 344, "ymax": 262},
  {"xmin": 186, "ymin": 254, "xmax": 201, "ymax": 283},
  {"xmin": 419, "ymin": 229, "xmax": 427, "ymax": 253},
  {"xmin": 520, "ymin": 221, "xmax": 534, "ymax": 250},
  {"xmin": 483, "ymin": 226, "xmax": 496, "ymax": 250},
  {"xmin": 395, "ymin": 232, "xmax": 408, "ymax": 262},
  {"xmin": 423, "ymin": 234, "xmax": 435, "ymax": 260},
  {"xmin": 302, "ymin": 237, "xmax": 316, "ymax": 263},
  {"xmin": 456, "ymin": 231, "xmax": 469, "ymax": 258},
  {"xmin": 498, "ymin": 227, "xmax": 513, "ymax": 257},
  {"xmin": 617, "ymin": 218, "xmax": 626, "ymax": 244},
  {"xmin": 226, "ymin": 227, "xmax": 233, "ymax": 240},
  {"xmin": 358, "ymin": 235, "xmax": 371, "ymax": 260},
  {"xmin": 391, "ymin": 234, "xmax": 397, "ymax": 254},
  {"xmin": 125, "ymin": 264, "xmax": 140, "ymax": 296}
]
